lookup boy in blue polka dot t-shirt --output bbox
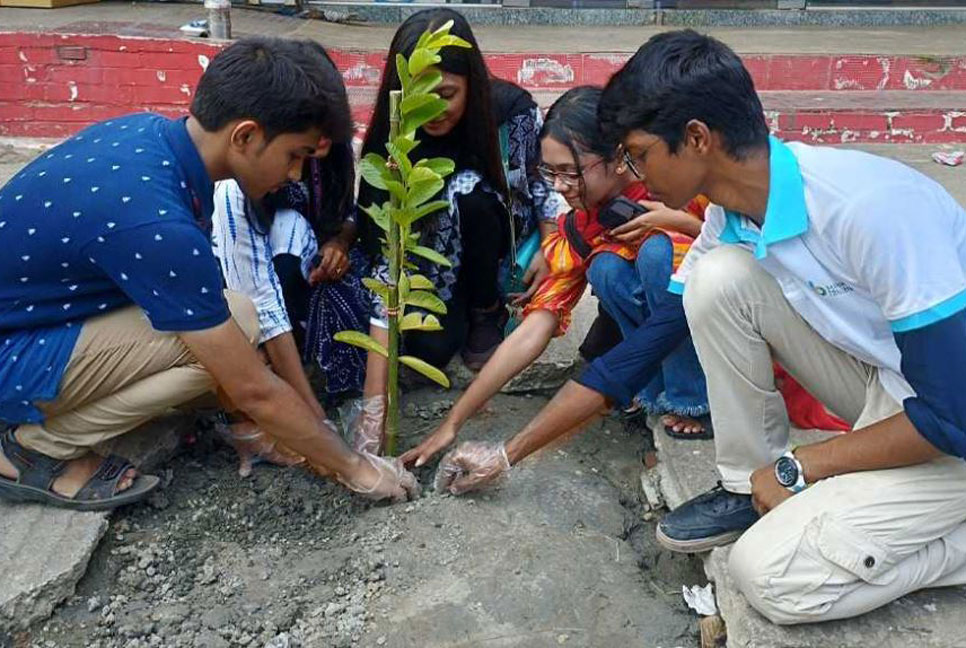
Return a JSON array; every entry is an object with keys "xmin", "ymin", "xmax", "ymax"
[{"xmin": 0, "ymin": 37, "xmax": 418, "ymax": 510}]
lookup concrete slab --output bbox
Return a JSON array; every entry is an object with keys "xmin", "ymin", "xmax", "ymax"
[
  {"xmin": 0, "ymin": 505, "xmax": 108, "ymax": 632},
  {"xmin": 707, "ymin": 546, "xmax": 966, "ymax": 648},
  {"xmin": 652, "ymin": 427, "xmax": 966, "ymax": 647}
]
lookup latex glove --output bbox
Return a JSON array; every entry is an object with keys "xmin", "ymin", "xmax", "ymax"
[
  {"xmin": 339, "ymin": 452, "xmax": 421, "ymax": 503},
  {"xmin": 434, "ymin": 441, "xmax": 511, "ymax": 495},
  {"xmin": 215, "ymin": 419, "xmax": 305, "ymax": 478},
  {"xmin": 347, "ymin": 395, "xmax": 386, "ymax": 455}
]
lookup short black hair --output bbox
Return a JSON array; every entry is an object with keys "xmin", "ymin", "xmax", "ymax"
[
  {"xmin": 191, "ymin": 36, "xmax": 352, "ymax": 144},
  {"xmin": 599, "ymin": 30, "xmax": 769, "ymax": 159}
]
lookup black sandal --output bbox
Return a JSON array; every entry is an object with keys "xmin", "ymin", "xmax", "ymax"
[
  {"xmin": 663, "ymin": 415, "xmax": 714, "ymax": 440},
  {"xmin": 0, "ymin": 427, "xmax": 160, "ymax": 511}
]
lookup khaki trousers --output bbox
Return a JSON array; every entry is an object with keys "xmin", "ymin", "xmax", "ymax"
[
  {"xmin": 16, "ymin": 291, "xmax": 258, "ymax": 460},
  {"xmin": 684, "ymin": 246, "xmax": 966, "ymax": 624}
]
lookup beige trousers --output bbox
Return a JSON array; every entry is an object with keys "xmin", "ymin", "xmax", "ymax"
[
  {"xmin": 684, "ymin": 246, "xmax": 966, "ymax": 624},
  {"xmin": 16, "ymin": 291, "xmax": 258, "ymax": 460}
]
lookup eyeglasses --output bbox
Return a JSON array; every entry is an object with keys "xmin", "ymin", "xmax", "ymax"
[
  {"xmin": 619, "ymin": 140, "xmax": 659, "ymax": 180},
  {"xmin": 537, "ymin": 157, "xmax": 606, "ymax": 188}
]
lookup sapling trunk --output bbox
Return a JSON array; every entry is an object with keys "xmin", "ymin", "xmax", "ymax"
[{"xmin": 385, "ymin": 90, "xmax": 403, "ymax": 457}]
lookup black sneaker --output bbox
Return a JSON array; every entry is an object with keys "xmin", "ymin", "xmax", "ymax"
[
  {"xmin": 656, "ymin": 483, "xmax": 759, "ymax": 553},
  {"xmin": 462, "ymin": 304, "xmax": 509, "ymax": 371}
]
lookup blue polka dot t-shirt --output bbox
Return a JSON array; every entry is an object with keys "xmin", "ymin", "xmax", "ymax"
[{"xmin": 0, "ymin": 113, "xmax": 229, "ymax": 424}]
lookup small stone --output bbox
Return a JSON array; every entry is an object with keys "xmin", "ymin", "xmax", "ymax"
[
  {"xmin": 87, "ymin": 596, "xmax": 101, "ymax": 613},
  {"xmin": 557, "ymin": 634, "xmax": 569, "ymax": 644},
  {"xmin": 376, "ymin": 636, "xmax": 387, "ymax": 646}
]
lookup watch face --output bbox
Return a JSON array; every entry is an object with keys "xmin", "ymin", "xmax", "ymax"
[{"xmin": 775, "ymin": 457, "xmax": 799, "ymax": 487}]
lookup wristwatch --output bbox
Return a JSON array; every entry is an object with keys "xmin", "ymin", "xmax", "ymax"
[{"xmin": 774, "ymin": 451, "xmax": 806, "ymax": 493}]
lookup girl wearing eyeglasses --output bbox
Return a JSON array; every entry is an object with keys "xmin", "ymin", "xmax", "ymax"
[{"xmin": 401, "ymin": 85, "xmax": 712, "ymax": 468}]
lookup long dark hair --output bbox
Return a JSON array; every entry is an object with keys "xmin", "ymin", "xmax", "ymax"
[
  {"xmin": 357, "ymin": 8, "xmax": 506, "ymax": 254},
  {"xmin": 255, "ymin": 40, "xmax": 355, "ymax": 243},
  {"xmin": 540, "ymin": 85, "xmax": 616, "ymax": 206}
]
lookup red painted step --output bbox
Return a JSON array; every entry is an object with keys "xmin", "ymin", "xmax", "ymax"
[{"xmin": 2, "ymin": 31, "xmax": 966, "ymax": 142}]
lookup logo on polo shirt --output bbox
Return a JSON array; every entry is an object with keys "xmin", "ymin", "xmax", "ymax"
[{"xmin": 808, "ymin": 280, "xmax": 854, "ymax": 297}]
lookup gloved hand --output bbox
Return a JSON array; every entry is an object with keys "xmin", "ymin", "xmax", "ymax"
[
  {"xmin": 339, "ymin": 452, "xmax": 421, "ymax": 503},
  {"xmin": 347, "ymin": 395, "xmax": 386, "ymax": 455},
  {"xmin": 434, "ymin": 441, "xmax": 511, "ymax": 496}
]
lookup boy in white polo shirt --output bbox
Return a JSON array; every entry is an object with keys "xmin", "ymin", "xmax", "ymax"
[{"xmin": 597, "ymin": 30, "xmax": 966, "ymax": 624}]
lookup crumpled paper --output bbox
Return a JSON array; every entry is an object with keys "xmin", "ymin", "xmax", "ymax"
[
  {"xmin": 932, "ymin": 150, "xmax": 965, "ymax": 166},
  {"xmin": 682, "ymin": 583, "xmax": 718, "ymax": 616}
]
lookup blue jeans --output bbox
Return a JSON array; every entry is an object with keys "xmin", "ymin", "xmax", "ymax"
[{"xmin": 586, "ymin": 235, "xmax": 709, "ymax": 417}]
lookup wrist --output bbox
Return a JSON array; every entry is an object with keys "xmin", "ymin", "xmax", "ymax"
[
  {"xmin": 793, "ymin": 444, "xmax": 825, "ymax": 484},
  {"xmin": 504, "ymin": 437, "xmax": 523, "ymax": 466}
]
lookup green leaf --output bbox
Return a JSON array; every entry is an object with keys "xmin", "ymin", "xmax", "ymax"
[
  {"xmin": 410, "ymin": 70, "xmax": 442, "ymax": 98},
  {"xmin": 405, "ymin": 290, "xmax": 447, "ymax": 314},
  {"xmin": 406, "ymin": 167, "xmax": 445, "ymax": 209},
  {"xmin": 427, "ymin": 34, "xmax": 472, "ymax": 50},
  {"xmin": 359, "ymin": 153, "xmax": 391, "ymax": 191},
  {"xmin": 395, "ymin": 53, "xmax": 411, "ymax": 89},
  {"xmin": 362, "ymin": 277, "xmax": 390, "ymax": 301},
  {"xmin": 409, "ymin": 48, "xmax": 442, "ymax": 78},
  {"xmin": 403, "ymin": 200, "xmax": 450, "ymax": 227},
  {"xmin": 401, "ymin": 93, "xmax": 439, "ymax": 116},
  {"xmin": 419, "ymin": 314, "xmax": 443, "ymax": 331},
  {"xmin": 398, "ymin": 272, "xmax": 410, "ymax": 301},
  {"xmin": 399, "ymin": 355, "xmax": 450, "ymax": 388},
  {"xmin": 385, "ymin": 180, "xmax": 407, "ymax": 204},
  {"xmin": 360, "ymin": 203, "xmax": 390, "ymax": 232},
  {"xmin": 408, "ymin": 245, "xmax": 453, "ymax": 268},
  {"xmin": 399, "ymin": 312, "xmax": 423, "ymax": 331},
  {"xmin": 415, "ymin": 157, "xmax": 456, "ymax": 178},
  {"xmin": 401, "ymin": 97, "xmax": 448, "ymax": 134},
  {"xmin": 386, "ymin": 141, "xmax": 412, "ymax": 181},
  {"xmin": 395, "ymin": 135, "xmax": 418, "ymax": 156},
  {"xmin": 408, "ymin": 274, "xmax": 434, "ymax": 290},
  {"xmin": 334, "ymin": 331, "xmax": 388, "ymax": 358}
]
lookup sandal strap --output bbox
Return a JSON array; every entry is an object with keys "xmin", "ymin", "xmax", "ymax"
[
  {"xmin": 73, "ymin": 454, "xmax": 134, "ymax": 502},
  {"xmin": 0, "ymin": 426, "xmax": 67, "ymax": 491}
]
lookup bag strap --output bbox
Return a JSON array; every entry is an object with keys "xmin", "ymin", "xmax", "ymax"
[
  {"xmin": 498, "ymin": 122, "xmax": 519, "ymax": 267},
  {"xmin": 563, "ymin": 209, "xmax": 593, "ymax": 259}
]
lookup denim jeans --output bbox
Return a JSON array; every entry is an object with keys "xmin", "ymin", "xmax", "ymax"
[{"xmin": 586, "ymin": 235, "xmax": 709, "ymax": 416}]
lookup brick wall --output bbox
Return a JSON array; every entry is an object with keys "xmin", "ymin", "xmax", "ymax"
[{"xmin": 2, "ymin": 31, "xmax": 966, "ymax": 143}]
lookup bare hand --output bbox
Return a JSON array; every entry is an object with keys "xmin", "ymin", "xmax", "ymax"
[
  {"xmin": 608, "ymin": 200, "xmax": 678, "ymax": 244},
  {"xmin": 434, "ymin": 441, "xmax": 511, "ymax": 495},
  {"xmin": 338, "ymin": 452, "xmax": 421, "ymax": 503},
  {"xmin": 750, "ymin": 463, "xmax": 793, "ymax": 515},
  {"xmin": 309, "ymin": 240, "xmax": 350, "ymax": 285},
  {"xmin": 508, "ymin": 252, "xmax": 550, "ymax": 306},
  {"xmin": 400, "ymin": 421, "xmax": 457, "ymax": 468}
]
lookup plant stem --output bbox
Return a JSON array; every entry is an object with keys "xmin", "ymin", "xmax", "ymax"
[{"xmin": 385, "ymin": 89, "xmax": 402, "ymax": 456}]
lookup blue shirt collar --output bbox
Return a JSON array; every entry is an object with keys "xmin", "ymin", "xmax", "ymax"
[
  {"xmin": 162, "ymin": 117, "xmax": 215, "ymax": 225},
  {"xmin": 720, "ymin": 136, "xmax": 809, "ymax": 259}
]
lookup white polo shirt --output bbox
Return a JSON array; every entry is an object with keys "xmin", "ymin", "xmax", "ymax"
[{"xmin": 670, "ymin": 137, "xmax": 966, "ymax": 402}]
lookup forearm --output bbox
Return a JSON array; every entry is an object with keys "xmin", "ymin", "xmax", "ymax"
[
  {"xmin": 263, "ymin": 332, "xmax": 325, "ymax": 419},
  {"xmin": 362, "ymin": 324, "xmax": 389, "ymax": 399},
  {"xmin": 539, "ymin": 220, "xmax": 556, "ymax": 240},
  {"xmin": 666, "ymin": 211, "xmax": 703, "ymax": 238},
  {"xmin": 796, "ymin": 411, "xmax": 942, "ymax": 483},
  {"xmin": 334, "ymin": 221, "xmax": 357, "ymax": 249},
  {"xmin": 505, "ymin": 380, "xmax": 607, "ymax": 464},
  {"xmin": 445, "ymin": 311, "xmax": 556, "ymax": 429}
]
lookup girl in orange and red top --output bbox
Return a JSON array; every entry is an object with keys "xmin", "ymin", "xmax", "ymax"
[{"xmin": 402, "ymin": 86, "xmax": 713, "ymax": 467}]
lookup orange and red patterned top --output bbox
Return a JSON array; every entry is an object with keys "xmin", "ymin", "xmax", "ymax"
[{"xmin": 524, "ymin": 182, "xmax": 709, "ymax": 336}]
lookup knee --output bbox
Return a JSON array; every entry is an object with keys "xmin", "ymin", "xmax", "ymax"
[
  {"xmin": 224, "ymin": 290, "xmax": 259, "ymax": 344},
  {"xmin": 728, "ymin": 529, "xmax": 817, "ymax": 626},
  {"xmin": 635, "ymin": 233, "xmax": 673, "ymax": 274},
  {"xmin": 587, "ymin": 252, "xmax": 630, "ymax": 298},
  {"xmin": 682, "ymin": 246, "xmax": 758, "ymax": 325}
]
